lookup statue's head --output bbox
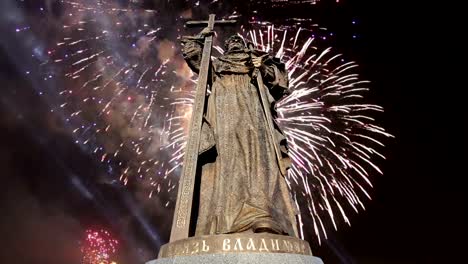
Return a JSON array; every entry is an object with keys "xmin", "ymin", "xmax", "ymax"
[{"xmin": 225, "ymin": 35, "xmax": 246, "ymax": 52}]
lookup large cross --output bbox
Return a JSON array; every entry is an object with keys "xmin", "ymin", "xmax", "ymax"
[{"xmin": 169, "ymin": 14, "xmax": 236, "ymax": 242}]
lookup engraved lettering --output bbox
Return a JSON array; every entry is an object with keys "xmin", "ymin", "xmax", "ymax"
[
  {"xmin": 301, "ymin": 243, "xmax": 307, "ymax": 254},
  {"xmin": 246, "ymin": 238, "xmax": 256, "ymax": 251},
  {"xmin": 183, "ymin": 242, "xmax": 190, "ymax": 254},
  {"xmin": 271, "ymin": 239, "xmax": 280, "ymax": 251},
  {"xmin": 223, "ymin": 239, "xmax": 231, "ymax": 251},
  {"xmin": 233, "ymin": 238, "xmax": 244, "ymax": 251},
  {"xmin": 174, "ymin": 244, "xmax": 182, "ymax": 255},
  {"xmin": 259, "ymin": 239, "xmax": 269, "ymax": 252},
  {"xmin": 294, "ymin": 242, "xmax": 300, "ymax": 253},
  {"xmin": 160, "ymin": 236, "xmax": 313, "ymax": 258},
  {"xmin": 283, "ymin": 240, "xmax": 293, "ymax": 252},
  {"xmin": 176, "ymin": 218, "xmax": 185, "ymax": 227},
  {"xmin": 166, "ymin": 245, "xmax": 173, "ymax": 256},
  {"xmin": 173, "ymin": 35, "xmax": 211, "ymax": 234},
  {"xmin": 202, "ymin": 240, "xmax": 210, "ymax": 252},
  {"xmin": 191, "ymin": 242, "xmax": 199, "ymax": 254},
  {"xmin": 176, "ymin": 177, "xmax": 194, "ymax": 228}
]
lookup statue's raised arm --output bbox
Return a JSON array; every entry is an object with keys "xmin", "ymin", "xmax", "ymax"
[{"xmin": 181, "ymin": 27, "xmax": 213, "ymax": 74}]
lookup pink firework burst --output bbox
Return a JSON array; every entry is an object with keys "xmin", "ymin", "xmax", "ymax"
[{"xmin": 81, "ymin": 229, "xmax": 119, "ymax": 264}]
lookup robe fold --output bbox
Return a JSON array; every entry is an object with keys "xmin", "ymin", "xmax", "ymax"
[{"xmin": 181, "ymin": 35, "xmax": 298, "ymax": 237}]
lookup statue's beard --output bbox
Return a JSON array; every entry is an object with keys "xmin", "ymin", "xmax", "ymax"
[{"xmin": 227, "ymin": 43, "xmax": 245, "ymax": 53}]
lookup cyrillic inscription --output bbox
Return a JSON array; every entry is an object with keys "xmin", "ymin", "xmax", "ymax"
[{"xmin": 158, "ymin": 234, "xmax": 313, "ymax": 258}]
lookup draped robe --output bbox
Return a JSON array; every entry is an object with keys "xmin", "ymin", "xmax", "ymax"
[{"xmin": 181, "ymin": 35, "xmax": 298, "ymax": 237}]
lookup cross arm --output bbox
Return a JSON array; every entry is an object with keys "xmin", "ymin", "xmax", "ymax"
[{"xmin": 185, "ymin": 18, "xmax": 236, "ymax": 28}]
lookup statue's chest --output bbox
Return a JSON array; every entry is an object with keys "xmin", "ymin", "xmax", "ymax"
[{"xmin": 214, "ymin": 54, "xmax": 252, "ymax": 74}]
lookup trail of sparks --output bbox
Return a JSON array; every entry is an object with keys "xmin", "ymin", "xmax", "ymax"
[
  {"xmin": 81, "ymin": 229, "xmax": 119, "ymax": 264},
  {"xmin": 163, "ymin": 20, "xmax": 392, "ymax": 241},
  {"xmin": 26, "ymin": 0, "xmax": 388, "ymax": 243},
  {"xmin": 247, "ymin": 23, "xmax": 392, "ymax": 241}
]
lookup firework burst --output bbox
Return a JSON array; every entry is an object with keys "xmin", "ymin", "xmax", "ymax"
[
  {"xmin": 21, "ymin": 0, "xmax": 390, "ymax": 243},
  {"xmin": 244, "ymin": 23, "xmax": 393, "ymax": 242},
  {"xmin": 81, "ymin": 229, "xmax": 119, "ymax": 264},
  {"xmin": 176, "ymin": 21, "xmax": 394, "ymax": 242}
]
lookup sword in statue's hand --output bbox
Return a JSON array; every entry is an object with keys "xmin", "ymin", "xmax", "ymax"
[{"xmin": 248, "ymin": 42, "xmax": 288, "ymax": 177}]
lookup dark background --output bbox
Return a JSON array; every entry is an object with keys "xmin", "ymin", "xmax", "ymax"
[{"xmin": 0, "ymin": 1, "xmax": 464, "ymax": 263}]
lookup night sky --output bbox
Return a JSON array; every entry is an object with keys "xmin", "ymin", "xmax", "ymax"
[{"xmin": 0, "ymin": 1, "xmax": 465, "ymax": 264}]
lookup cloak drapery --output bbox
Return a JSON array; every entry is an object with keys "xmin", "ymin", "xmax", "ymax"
[{"xmin": 181, "ymin": 35, "xmax": 298, "ymax": 237}]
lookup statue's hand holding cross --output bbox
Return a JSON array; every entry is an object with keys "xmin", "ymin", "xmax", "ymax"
[{"xmin": 199, "ymin": 27, "xmax": 214, "ymax": 37}]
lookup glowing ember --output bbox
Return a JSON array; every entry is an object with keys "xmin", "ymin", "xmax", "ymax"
[
  {"xmin": 81, "ymin": 229, "xmax": 119, "ymax": 264},
  {"xmin": 21, "ymin": 0, "xmax": 390, "ymax": 243}
]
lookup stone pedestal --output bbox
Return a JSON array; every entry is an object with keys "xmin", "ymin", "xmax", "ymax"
[
  {"xmin": 147, "ymin": 233, "xmax": 324, "ymax": 264},
  {"xmin": 147, "ymin": 252, "xmax": 324, "ymax": 264}
]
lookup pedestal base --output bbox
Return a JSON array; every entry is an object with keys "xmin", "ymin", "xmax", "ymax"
[
  {"xmin": 147, "ymin": 252, "xmax": 324, "ymax": 264},
  {"xmin": 149, "ymin": 233, "xmax": 323, "ymax": 263}
]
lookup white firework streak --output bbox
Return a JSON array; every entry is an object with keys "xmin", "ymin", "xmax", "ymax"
[
  {"xmin": 255, "ymin": 24, "xmax": 393, "ymax": 240},
  {"xmin": 42, "ymin": 1, "xmax": 191, "ymax": 201},
  {"xmin": 37, "ymin": 0, "xmax": 390, "ymax": 243},
  {"xmin": 164, "ymin": 21, "xmax": 392, "ymax": 242}
]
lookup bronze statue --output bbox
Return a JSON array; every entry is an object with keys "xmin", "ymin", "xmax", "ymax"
[{"xmin": 179, "ymin": 26, "xmax": 299, "ymax": 238}]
